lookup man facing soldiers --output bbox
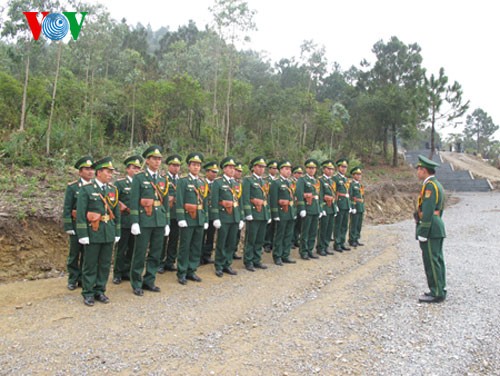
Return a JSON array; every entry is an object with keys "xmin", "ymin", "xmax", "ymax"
[
  {"xmin": 348, "ymin": 166, "xmax": 365, "ymax": 247},
  {"xmin": 333, "ymin": 158, "xmax": 352, "ymax": 252},
  {"xmin": 295, "ymin": 158, "xmax": 321, "ymax": 260},
  {"xmin": 270, "ymin": 160, "xmax": 297, "ymax": 265},
  {"xmin": 76, "ymin": 157, "xmax": 120, "ymax": 306},
  {"xmin": 112, "ymin": 155, "xmax": 143, "ymax": 285},
  {"xmin": 129, "ymin": 146, "xmax": 170, "ymax": 296},
  {"xmin": 263, "ymin": 159, "xmax": 279, "ymax": 253},
  {"xmin": 176, "ymin": 153, "xmax": 209, "ymax": 285},
  {"xmin": 201, "ymin": 160, "xmax": 219, "ymax": 265},
  {"xmin": 63, "ymin": 156, "xmax": 94, "ymax": 290},
  {"xmin": 317, "ymin": 160, "xmax": 337, "ymax": 256},
  {"xmin": 242, "ymin": 157, "xmax": 271, "ymax": 271},
  {"xmin": 211, "ymin": 157, "xmax": 244, "ymax": 277},
  {"xmin": 232, "ymin": 162, "xmax": 244, "ymax": 260},
  {"xmin": 291, "ymin": 166, "xmax": 304, "ymax": 249},
  {"xmin": 159, "ymin": 154, "xmax": 183, "ymax": 273}
]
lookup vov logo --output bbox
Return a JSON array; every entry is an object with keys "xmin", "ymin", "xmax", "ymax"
[{"xmin": 23, "ymin": 12, "xmax": 87, "ymax": 41}]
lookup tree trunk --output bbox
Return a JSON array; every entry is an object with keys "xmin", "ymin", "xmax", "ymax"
[
  {"xmin": 383, "ymin": 125, "xmax": 388, "ymax": 161},
  {"xmin": 130, "ymin": 84, "xmax": 136, "ymax": 149},
  {"xmin": 20, "ymin": 54, "xmax": 30, "ymax": 131},
  {"xmin": 47, "ymin": 42, "xmax": 63, "ymax": 156},
  {"xmin": 429, "ymin": 106, "xmax": 436, "ymax": 159},
  {"xmin": 392, "ymin": 124, "xmax": 398, "ymax": 167},
  {"xmin": 224, "ymin": 55, "xmax": 233, "ymax": 156}
]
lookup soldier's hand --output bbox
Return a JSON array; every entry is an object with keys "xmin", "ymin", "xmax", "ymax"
[
  {"xmin": 78, "ymin": 237, "xmax": 90, "ymax": 245},
  {"xmin": 267, "ymin": 219, "xmax": 272, "ymax": 224},
  {"xmin": 348, "ymin": 208, "xmax": 353, "ymax": 214},
  {"xmin": 204, "ymin": 222, "xmax": 209, "ymax": 230},
  {"xmin": 299, "ymin": 210, "xmax": 306, "ymax": 218},
  {"xmin": 273, "ymin": 217, "xmax": 280, "ymax": 222},
  {"xmin": 213, "ymin": 219, "xmax": 222, "ymax": 229},
  {"xmin": 239, "ymin": 220, "xmax": 245, "ymax": 230},
  {"xmin": 352, "ymin": 208, "xmax": 357, "ymax": 215},
  {"xmin": 66, "ymin": 230, "xmax": 76, "ymax": 236},
  {"xmin": 114, "ymin": 236, "xmax": 120, "ymax": 244},
  {"xmin": 131, "ymin": 223, "xmax": 141, "ymax": 235},
  {"xmin": 164, "ymin": 225, "xmax": 170, "ymax": 237},
  {"xmin": 178, "ymin": 220, "xmax": 188, "ymax": 228},
  {"xmin": 417, "ymin": 236, "xmax": 428, "ymax": 242},
  {"xmin": 245, "ymin": 215, "xmax": 254, "ymax": 221}
]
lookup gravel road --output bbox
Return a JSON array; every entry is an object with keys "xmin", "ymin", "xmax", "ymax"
[{"xmin": 1, "ymin": 192, "xmax": 499, "ymax": 375}]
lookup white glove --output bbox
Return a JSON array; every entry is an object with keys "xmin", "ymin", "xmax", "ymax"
[
  {"xmin": 131, "ymin": 223, "xmax": 141, "ymax": 235},
  {"xmin": 299, "ymin": 210, "xmax": 306, "ymax": 218},
  {"xmin": 178, "ymin": 220, "xmax": 188, "ymax": 228},
  {"xmin": 334, "ymin": 212, "xmax": 338, "ymax": 217},
  {"xmin": 213, "ymin": 219, "xmax": 221, "ymax": 229},
  {"xmin": 114, "ymin": 236, "xmax": 120, "ymax": 244},
  {"xmin": 78, "ymin": 237, "xmax": 90, "ymax": 245},
  {"xmin": 418, "ymin": 236, "xmax": 428, "ymax": 242},
  {"xmin": 164, "ymin": 225, "xmax": 170, "ymax": 236},
  {"xmin": 66, "ymin": 230, "xmax": 76, "ymax": 235},
  {"xmin": 349, "ymin": 208, "xmax": 354, "ymax": 214},
  {"xmin": 239, "ymin": 220, "xmax": 244, "ymax": 230},
  {"xmin": 273, "ymin": 217, "xmax": 280, "ymax": 222},
  {"xmin": 204, "ymin": 222, "xmax": 209, "ymax": 230},
  {"xmin": 245, "ymin": 215, "xmax": 254, "ymax": 221},
  {"xmin": 322, "ymin": 210, "xmax": 327, "ymax": 217},
  {"xmin": 267, "ymin": 219, "xmax": 272, "ymax": 224},
  {"xmin": 352, "ymin": 208, "xmax": 357, "ymax": 215}
]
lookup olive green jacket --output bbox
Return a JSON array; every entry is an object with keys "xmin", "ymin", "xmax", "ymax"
[
  {"xmin": 270, "ymin": 176, "xmax": 297, "ymax": 220},
  {"xmin": 295, "ymin": 175, "xmax": 321, "ymax": 215},
  {"xmin": 129, "ymin": 171, "xmax": 169, "ymax": 228},
  {"xmin": 210, "ymin": 176, "xmax": 243, "ymax": 223},
  {"xmin": 349, "ymin": 179, "xmax": 365, "ymax": 213},
  {"xmin": 242, "ymin": 174, "xmax": 271, "ymax": 221},
  {"xmin": 416, "ymin": 176, "xmax": 446, "ymax": 239},
  {"xmin": 175, "ymin": 174, "xmax": 209, "ymax": 226}
]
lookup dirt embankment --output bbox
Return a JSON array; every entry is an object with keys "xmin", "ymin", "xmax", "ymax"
[{"xmin": 441, "ymin": 151, "xmax": 500, "ymax": 189}]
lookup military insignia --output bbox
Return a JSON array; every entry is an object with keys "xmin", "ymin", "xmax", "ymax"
[
  {"xmin": 159, "ymin": 182, "xmax": 165, "ymax": 189},
  {"xmin": 425, "ymin": 190, "xmax": 432, "ymax": 198},
  {"xmin": 108, "ymin": 192, "xmax": 116, "ymax": 201},
  {"xmin": 314, "ymin": 180, "xmax": 320, "ymax": 193},
  {"xmin": 135, "ymin": 159, "xmax": 140, "ymax": 165},
  {"xmin": 86, "ymin": 160, "xmax": 91, "ymax": 166}
]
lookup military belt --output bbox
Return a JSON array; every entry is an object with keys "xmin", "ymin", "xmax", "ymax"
[
  {"xmin": 433, "ymin": 210, "xmax": 440, "ymax": 215},
  {"xmin": 101, "ymin": 215, "xmax": 110, "ymax": 223},
  {"xmin": 153, "ymin": 200, "xmax": 162, "ymax": 207}
]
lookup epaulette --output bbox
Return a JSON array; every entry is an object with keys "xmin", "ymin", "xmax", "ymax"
[
  {"xmin": 115, "ymin": 178, "xmax": 126, "ymax": 182},
  {"xmin": 109, "ymin": 182, "xmax": 116, "ymax": 188},
  {"xmin": 67, "ymin": 180, "xmax": 78, "ymax": 186},
  {"xmin": 81, "ymin": 180, "xmax": 92, "ymax": 186},
  {"xmin": 214, "ymin": 177, "xmax": 223, "ymax": 181}
]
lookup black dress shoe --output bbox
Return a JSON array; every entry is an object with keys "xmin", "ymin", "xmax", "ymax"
[
  {"xmin": 95, "ymin": 294, "xmax": 110, "ymax": 304},
  {"xmin": 164, "ymin": 265, "xmax": 177, "ymax": 272},
  {"xmin": 341, "ymin": 245, "xmax": 351, "ymax": 251},
  {"xmin": 254, "ymin": 263, "xmax": 268, "ymax": 269},
  {"xmin": 325, "ymin": 250, "xmax": 335, "ymax": 255},
  {"xmin": 350, "ymin": 241, "xmax": 358, "ymax": 247},
  {"xmin": 143, "ymin": 284, "xmax": 161, "ymax": 292},
  {"xmin": 245, "ymin": 265, "xmax": 256, "ymax": 272},
  {"xmin": 334, "ymin": 247, "xmax": 343, "ymax": 253},
  {"xmin": 157, "ymin": 267, "xmax": 166, "ymax": 274},
  {"xmin": 309, "ymin": 254, "xmax": 319, "ymax": 259},
  {"xmin": 418, "ymin": 294, "xmax": 445, "ymax": 303},
  {"xmin": 282, "ymin": 258, "xmax": 297, "ymax": 264},
  {"xmin": 223, "ymin": 267, "xmax": 238, "ymax": 275},
  {"xmin": 233, "ymin": 254, "xmax": 242, "ymax": 260},
  {"xmin": 300, "ymin": 255, "xmax": 310, "ymax": 260},
  {"xmin": 356, "ymin": 242, "xmax": 364, "ymax": 246},
  {"xmin": 263, "ymin": 245, "xmax": 272, "ymax": 253},
  {"xmin": 318, "ymin": 251, "xmax": 327, "ymax": 256},
  {"xmin": 215, "ymin": 270, "xmax": 224, "ymax": 277},
  {"xmin": 187, "ymin": 274, "xmax": 202, "ymax": 282},
  {"xmin": 83, "ymin": 296, "xmax": 95, "ymax": 306},
  {"xmin": 67, "ymin": 283, "xmax": 77, "ymax": 291},
  {"xmin": 202, "ymin": 257, "xmax": 215, "ymax": 264},
  {"xmin": 112, "ymin": 277, "xmax": 122, "ymax": 285},
  {"xmin": 178, "ymin": 277, "xmax": 187, "ymax": 285},
  {"xmin": 274, "ymin": 259, "xmax": 283, "ymax": 266},
  {"xmin": 133, "ymin": 288, "xmax": 144, "ymax": 296}
]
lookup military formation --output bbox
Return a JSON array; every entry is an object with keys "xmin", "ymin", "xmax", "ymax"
[{"xmin": 62, "ymin": 146, "xmax": 366, "ymax": 306}]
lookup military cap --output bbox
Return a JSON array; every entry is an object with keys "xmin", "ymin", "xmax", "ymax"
[
  {"xmin": 321, "ymin": 160, "xmax": 335, "ymax": 169},
  {"xmin": 165, "ymin": 154, "xmax": 182, "ymax": 165},
  {"xmin": 186, "ymin": 152, "xmax": 204, "ymax": 164},
  {"xmin": 417, "ymin": 155, "xmax": 440, "ymax": 169},
  {"xmin": 142, "ymin": 145, "xmax": 163, "ymax": 159},
  {"xmin": 267, "ymin": 160, "xmax": 278, "ymax": 169},
  {"xmin": 304, "ymin": 158, "xmax": 319, "ymax": 168},
  {"xmin": 203, "ymin": 161, "xmax": 219, "ymax": 172},
  {"xmin": 278, "ymin": 160, "xmax": 292, "ymax": 169},
  {"xmin": 92, "ymin": 156, "xmax": 115, "ymax": 171},
  {"xmin": 124, "ymin": 155, "xmax": 143, "ymax": 168},
  {"xmin": 74, "ymin": 156, "xmax": 94, "ymax": 170},
  {"xmin": 336, "ymin": 158, "xmax": 349, "ymax": 167},
  {"xmin": 250, "ymin": 156, "xmax": 267, "ymax": 168},
  {"xmin": 220, "ymin": 156, "xmax": 237, "ymax": 169},
  {"xmin": 292, "ymin": 166, "xmax": 304, "ymax": 174},
  {"xmin": 350, "ymin": 166, "xmax": 362, "ymax": 175},
  {"xmin": 235, "ymin": 162, "xmax": 243, "ymax": 172}
]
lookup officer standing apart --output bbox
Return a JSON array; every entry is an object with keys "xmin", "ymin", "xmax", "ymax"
[
  {"xmin": 159, "ymin": 154, "xmax": 183, "ymax": 273},
  {"xmin": 112, "ymin": 155, "xmax": 143, "ymax": 284},
  {"xmin": 242, "ymin": 157, "xmax": 271, "ymax": 271},
  {"xmin": 295, "ymin": 158, "xmax": 321, "ymax": 260},
  {"xmin": 211, "ymin": 157, "xmax": 244, "ymax": 277},
  {"xmin": 317, "ymin": 160, "xmax": 336, "ymax": 256},
  {"xmin": 415, "ymin": 155, "xmax": 447, "ymax": 303},
  {"xmin": 201, "ymin": 161, "xmax": 219, "ymax": 265},
  {"xmin": 176, "ymin": 153, "xmax": 209, "ymax": 285},
  {"xmin": 76, "ymin": 157, "xmax": 120, "ymax": 306},
  {"xmin": 348, "ymin": 166, "xmax": 365, "ymax": 247},
  {"xmin": 270, "ymin": 160, "xmax": 297, "ymax": 265},
  {"xmin": 63, "ymin": 156, "xmax": 94, "ymax": 290},
  {"xmin": 333, "ymin": 158, "xmax": 352, "ymax": 252},
  {"xmin": 129, "ymin": 146, "xmax": 170, "ymax": 296}
]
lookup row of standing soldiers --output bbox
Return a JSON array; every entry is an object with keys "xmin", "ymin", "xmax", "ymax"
[{"xmin": 63, "ymin": 145, "xmax": 365, "ymax": 306}]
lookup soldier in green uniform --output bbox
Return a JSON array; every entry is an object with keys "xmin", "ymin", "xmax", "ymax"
[
  {"xmin": 201, "ymin": 161, "xmax": 219, "ymax": 265},
  {"xmin": 333, "ymin": 158, "xmax": 352, "ymax": 252},
  {"xmin": 270, "ymin": 160, "xmax": 297, "ymax": 265},
  {"xmin": 415, "ymin": 155, "xmax": 447, "ymax": 303},
  {"xmin": 159, "ymin": 154, "xmax": 183, "ymax": 273},
  {"xmin": 76, "ymin": 157, "xmax": 120, "ymax": 306},
  {"xmin": 242, "ymin": 157, "xmax": 271, "ymax": 271},
  {"xmin": 295, "ymin": 158, "xmax": 321, "ymax": 260},
  {"xmin": 232, "ymin": 162, "xmax": 244, "ymax": 260},
  {"xmin": 263, "ymin": 159, "xmax": 279, "ymax": 253},
  {"xmin": 176, "ymin": 153, "xmax": 209, "ymax": 285},
  {"xmin": 348, "ymin": 166, "xmax": 365, "ymax": 247},
  {"xmin": 211, "ymin": 157, "xmax": 244, "ymax": 277},
  {"xmin": 112, "ymin": 155, "xmax": 143, "ymax": 284},
  {"xmin": 291, "ymin": 166, "xmax": 304, "ymax": 249},
  {"xmin": 129, "ymin": 146, "xmax": 170, "ymax": 296},
  {"xmin": 63, "ymin": 156, "xmax": 94, "ymax": 290},
  {"xmin": 317, "ymin": 160, "xmax": 336, "ymax": 256}
]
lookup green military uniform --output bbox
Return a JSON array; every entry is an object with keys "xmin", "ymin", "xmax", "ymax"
[
  {"xmin": 211, "ymin": 157, "xmax": 243, "ymax": 275},
  {"xmin": 295, "ymin": 159, "xmax": 321, "ymax": 259},
  {"xmin": 176, "ymin": 153, "xmax": 209, "ymax": 283},
  {"xmin": 76, "ymin": 158, "xmax": 120, "ymax": 305},
  {"xmin": 416, "ymin": 155, "xmax": 447, "ymax": 300},
  {"xmin": 129, "ymin": 146, "xmax": 170, "ymax": 293},
  {"xmin": 242, "ymin": 157, "xmax": 271, "ymax": 270},
  {"xmin": 62, "ymin": 156, "xmax": 93, "ymax": 289},
  {"xmin": 201, "ymin": 161, "xmax": 219, "ymax": 264},
  {"xmin": 333, "ymin": 158, "xmax": 352, "ymax": 251},
  {"xmin": 263, "ymin": 160, "xmax": 279, "ymax": 252},
  {"xmin": 291, "ymin": 166, "xmax": 304, "ymax": 248},
  {"xmin": 113, "ymin": 155, "xmax": 143, "ymax": 283},
  {"xmin": 348, "ymin": 166, "xmax": 365, "ymax": 247},
  {"xmin": 232, "ymin": 162, "xmax": 244, "ymax": 259},
  {"xmin": 317, "ymin": 160, "xmax": 337, "ymax": 256},
  {"xmin": 270, "ymin": 161, "xmax": 297, "ymax": 264}
]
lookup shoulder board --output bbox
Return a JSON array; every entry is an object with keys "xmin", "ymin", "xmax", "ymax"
[
  {"xmin": 136, "ymin": 171, "xmax": 146, "ymax": 177},
  {"xmin": 215, "ymin": 177, "xmax": 223, "ymax": 181},
  {"xmin": 67, "ymin": 180, "xmax": 78, "ymax": 186},
  {"xmin": 116, "ymin": 178, "xmax": 126, "ymax": 182},
  {"xmin": 109, "ymin": 183, "xmax": 116, "ymax": 188}
]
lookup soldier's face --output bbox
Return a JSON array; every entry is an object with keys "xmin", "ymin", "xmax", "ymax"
[
  {"xmin": 353, "ymin": 173, "xmax": 362, "ymax": 181},
  {"xmin": 280, "ymin": 166, "xmax": 291, "ymax": 178},
  {"xmin": 97, "ymin": 168, "xmax": 113, "ymax": 184},
  {"xmin": 224, "ymin": 165, "xmax": 235, "ymax": 178},
  {"xmin": 293, "ymin": 172, "xmax": 303, "ymax": 179},
  {"xmin": 268, "ymin": 167, "xmax": 278, "ymax": 177},
  {"xmin": 416, "ymin": 166, "xmax": 427, "ymax": 181},
  {"xmin": 323, "ymin": 167, "xmax": 334, "ymax": 177},
  {"xmin": 206, "ymin": 169, "xmax": 218, "ymax": 180},
  {"xmin": 253, "ymin": 164, "xmax": 265, "ymax": 176},
  {"xmin": 79, "ymin": 167, "xmax": 94, "ymax": 181},
  {"xmin": 339, "ymin": 165, "xmax": 347, "ymax": 175},
  {"xmin": 147, "ymin": 156, "xmax": 162, "ymax": 172},
  {"xmin": 168, "ymin": 163, "xmax": 180, "ymax": 175},
  {"xmin": 234, "ymin": 170, "xmax": 242, "ymax": 179},
  {"xmin": 189, "ymin": 162, "xmax": 201, "ymax": 176},
  {"xmin": 126, "ymin": 165, "xmax": 141, "ymax": 178},
  {"xmin": 306, "ymin": 166, "xmax": 316, "ymax": 176}
]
